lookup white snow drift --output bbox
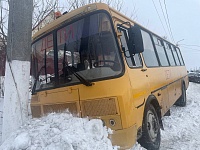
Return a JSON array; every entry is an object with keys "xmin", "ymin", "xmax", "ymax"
[
  {"xmin": 0, "ymin": 112, "xmax": 118, "ymax": 150},
  {"xmin": 0, "ymin": 82, "xmax": 199, "ymax": 150}
]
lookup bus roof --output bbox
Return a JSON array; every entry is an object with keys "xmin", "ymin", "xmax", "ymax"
[{"xmin": 32, "ymin": 2, "xmax": 175, "ymax": 46}]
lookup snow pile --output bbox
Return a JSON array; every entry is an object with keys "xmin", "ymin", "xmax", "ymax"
[
  {"xmin": 161, "ymin": 82, "xmax": 200, "ymax": 150},
  {"xmin": 131, "ymin": 143, "xmax": 146, "ymax": 150},
  {"xmin": 0, "ymin": 82, "xmax": 200, "ymax": 150},
  {"xmin": 0, "ymin": 112, "xmax": 119, "ymax": 150}
]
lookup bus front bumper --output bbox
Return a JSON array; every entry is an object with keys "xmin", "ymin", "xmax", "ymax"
[{"xmin": 109, "ymin": 124, "xmax": 137, "ymax": 150}]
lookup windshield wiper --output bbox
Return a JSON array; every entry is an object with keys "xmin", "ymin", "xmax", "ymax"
[{"xmin": 62, "ymin": 43, "xmax": 93, "ymax": 86}]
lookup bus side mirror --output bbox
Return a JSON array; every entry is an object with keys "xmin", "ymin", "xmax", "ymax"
[{"xmin": 127, "ymin": 25, "xmax": 144, "ymax": 54}]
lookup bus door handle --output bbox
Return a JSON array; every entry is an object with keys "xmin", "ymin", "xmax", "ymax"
[{"xmin": 141, "ymin": 68, "xmax": 147, "ymax": 72}]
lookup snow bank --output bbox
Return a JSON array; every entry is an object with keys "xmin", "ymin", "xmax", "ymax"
[
  {"xmin": 0, "ymin": 112, "xmax": 118, "ymax": 150},
  {"xmin": 1, "ymin": 82, "xmax": 199, "ymax": 150}
]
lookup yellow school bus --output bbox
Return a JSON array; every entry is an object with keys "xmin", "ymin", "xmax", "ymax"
[{"xmin": 31, "ymin": 3, "xmax": 189, "ymax": 149}]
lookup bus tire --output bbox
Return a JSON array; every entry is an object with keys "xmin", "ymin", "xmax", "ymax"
[
  {"xmin": 175, "ymin": 83, "xmax": 186, "ymax": 107},
  {"xmin": 138, "ymin": 104, "xmax": 160, "ymax": 150}
]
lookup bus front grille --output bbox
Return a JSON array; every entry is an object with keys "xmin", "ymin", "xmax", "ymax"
[
  {"xmin": 43, "ymin": 103, "xmax": 77, "ymax": 115},
  {"xmin": 31, "ymin": 102, "xmax": 78, "ymax": 118},
  {"xmin": 31, "ymin": 105, "xmax": 42, "ymax": 118},
  {"xmin": 31, "ymin": 98, "xmax": 118, "ymax": 118},
  {"xmin": 82, "ymin": 97, "xmax": 118, "ymax": 117}
]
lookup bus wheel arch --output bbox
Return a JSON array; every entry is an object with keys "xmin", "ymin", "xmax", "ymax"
[
  {"xmin": 175, "ymin": 80, "xmax": 187, "ymax": 107},
  {"xmin": 137, "ymin": 95, "xmax": 162, "ymax": 150},
  {"xmin": 145, "ymin": 95, "xmax": 163, "ymax": 130}
]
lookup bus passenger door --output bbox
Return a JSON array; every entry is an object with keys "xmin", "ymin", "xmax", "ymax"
[{"xmin": 127, "ymin": 59, "xmax": 150, "ymax": 128}]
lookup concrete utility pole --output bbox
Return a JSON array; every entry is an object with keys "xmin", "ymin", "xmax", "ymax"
[
  {"xmin": 2, "ymin": 0, "xmax": 33, "ymax": 141},
  {"xmin": 0, "ymin": 77, "xmax": 1, "ymax": 97}
]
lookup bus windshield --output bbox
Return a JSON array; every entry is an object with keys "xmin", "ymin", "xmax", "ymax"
[{"xmin": 32, "ymin": 12, "xmax": 122, "ymax": 91}]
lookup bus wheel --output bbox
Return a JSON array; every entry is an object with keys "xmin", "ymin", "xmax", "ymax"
[
  {"xmin": 175, "ymin": 84, "xmax": 186, "ymax": 107},
  {"xmin": 138, "ymin": 104, "xmax": 160, "ymax": 150}
]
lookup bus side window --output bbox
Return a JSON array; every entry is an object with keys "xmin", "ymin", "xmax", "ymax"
[
  {"xmin": 176, "ymin": 47, "xmax": 184, "ymax": 65},
  {"xmin": 164, "ymin": 42, "xmax": 176, "ymax": 66},
  {"xmin": 118, "ymin": 27, "xmax": 142, "ymax": 68},
  {"xmin": 171, "ymin": 45, "xmax": 180, "ymax": 66},
  {"xmin": 153, "ymin": 36, "xmax": 169, "ymax": 66},
  {"xmin": 141, "ymin": 30, "xmax": 159, "ymax": 67}
]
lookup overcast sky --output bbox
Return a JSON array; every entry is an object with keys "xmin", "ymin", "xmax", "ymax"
[
  {"xmin": 122, "ymin": 0, "xmax": 200, "ymax": 70},
  {"xmin": 56, "ymin": 0, "xmax": 200, "ymax": 70}
]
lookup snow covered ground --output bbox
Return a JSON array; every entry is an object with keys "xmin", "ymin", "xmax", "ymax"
[
  {"xmin": 160, "ymin": 82, "xmax": 200, "ymax": 150},
  {"xmin": 0, "ymin": 82, "xmax": 199, "ymax": 150}
]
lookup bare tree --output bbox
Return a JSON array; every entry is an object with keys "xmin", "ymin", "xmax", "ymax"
[
  {"xmin": 122, "ymin": 1, "xmax": 137, "ymax": 21},
  {"xmin": 32, "ymin": 0, "xmax": 58, "ymax": 29},
  {"xmin": 0, "ymin": 0, "xmax": 8, "ymax": 97},
  {"xmin": 0, "ymin": 0, "xmax": 59, "ymax": 38},
  {"xmin": 129, "ymin": 3, "xmax": 138, "ymax": 20},
  {"xmin": 0, "ymin": 0, "xmax": 8, "ymax": 51}
]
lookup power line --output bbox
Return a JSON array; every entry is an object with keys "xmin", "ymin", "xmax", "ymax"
[
  {"xmin": 180, "ymin": 45, "xmax": 200, "ymax": 52},
  {"xmin": 163, "ymin": 0, "xmax": 175, "ymax": 43},
  {"xmin": 158, "ymin": 0, "xmax": 172, "ymax": 42},
  {"xmin": 151, "ymin": 0, "xmax": 168, "ymax": 39},
  {"xmin": 179, "ymin": 44, "xmax": 200, "ymax": 48}
]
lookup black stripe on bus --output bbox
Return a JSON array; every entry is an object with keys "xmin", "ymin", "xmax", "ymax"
[
  {"xmin": 136, "ymin": 98, "xmax": 145, "ymax": 109},
  {"xmin": 151, "ymin": 75, "xmax": 188, "ymax": 94}
]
